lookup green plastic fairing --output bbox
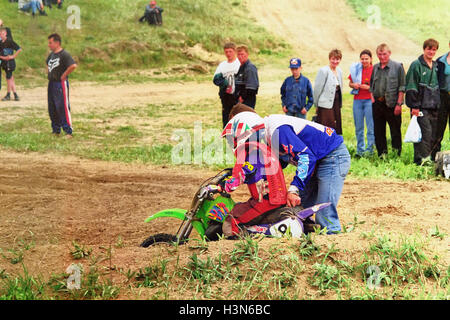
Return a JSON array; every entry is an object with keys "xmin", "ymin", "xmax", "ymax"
[{"xmin": 144, "ymin": 209, "xmax": 187, "ymax": 223}]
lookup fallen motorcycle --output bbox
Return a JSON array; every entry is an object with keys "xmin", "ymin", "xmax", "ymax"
[{"xmin": 140, "ymin": 168, "xmax": 330, "ymax": 247}]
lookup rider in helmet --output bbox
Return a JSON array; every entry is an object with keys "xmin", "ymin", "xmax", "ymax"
[{"xmin": 213, "ymin": 103, "xmax": 288, "ymax": 238}]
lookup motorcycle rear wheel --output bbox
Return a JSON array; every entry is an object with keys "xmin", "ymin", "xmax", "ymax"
[{"xmin": 140, "ymin": 233, "xmax": 183, "ymax": 247}]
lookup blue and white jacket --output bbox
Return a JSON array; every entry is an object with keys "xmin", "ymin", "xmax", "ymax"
[{"xmin": 264, "ymin": 114, "xmax": 343, "ymax": 192}]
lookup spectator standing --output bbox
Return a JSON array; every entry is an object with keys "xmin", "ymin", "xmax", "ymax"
[
  {"xmin": 369, "ymin": 43, "xmax": 406, "ymax": 157},
  {"xmin": 280, "ymin": 58, "xmax": 314, "ymax": 119},
  {"xmin": 313, "ymin": 49, "xmax": 344, "ymax": 134},
  {"xmin": 405, "ymin": 39, "xmax": 441, "ymax": 164},
  {"xmin": 435, "ymin": 41, "xmax": 450, "ymax": 156},
  {"xmin": 349, "ymin": 50, "xmax": 375, "ymax": 157},
  {"xmin": 0, "ymin": 28, "xmax": 22, "ymax": 101},
  {"xmin": 235, "ymin": 45, "xmax": 259, "ymax": 109},
  {"xmin": 46, "ymin": 33, "xmax": 77, "ymax": 138},
  {"xmin": 139, "ymin": 1, "xmax": 164, "ymax": 26},
  {"xmin": 0, "ymin": 19, "xmax": 13, "ymax": 92},
  {"xmin": 0, "ymin": 19, "xmax": 13, "ymax": 40},
  {"xmin": 213, "ymin": 42, "xmax": 240, "ymax": 128}
]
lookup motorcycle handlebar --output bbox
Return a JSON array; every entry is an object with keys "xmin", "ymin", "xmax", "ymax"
[{"xmin": 210, "ymin": 168, "xmax": 232, "ymax": 185}]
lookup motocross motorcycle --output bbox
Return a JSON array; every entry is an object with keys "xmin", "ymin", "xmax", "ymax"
[{"xmin": 140, "ymin": 168, "xmax": 330, "ymax": 247}]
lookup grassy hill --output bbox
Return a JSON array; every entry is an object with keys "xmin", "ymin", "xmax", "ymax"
[
  {"xmin": 1, "ymin": 0, "xmax": 447, "ymax": 85},
  {"xmin": 347, "ymin": 0, "xmax": 449, "ymax": 55},
  {"xmin": 0, "ymin": 0, "xmax": 287, "ymax": 84}
]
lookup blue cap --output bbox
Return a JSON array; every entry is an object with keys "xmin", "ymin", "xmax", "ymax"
[{"xmin": 289, "ymin": 58, "xmax": 301, "ymax": 68}]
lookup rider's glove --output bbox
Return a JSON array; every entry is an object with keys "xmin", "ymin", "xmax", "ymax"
[
  {"xmin": 241, "ymin": 161, "xmax": 257, "ymax": 183},
  {"xmin": 222, "ymin": 176, "xmax": 240, "ymax": 193},
  {"xmin": 222, "ymin": 162, "xmax": 258, "ymax": 193}
]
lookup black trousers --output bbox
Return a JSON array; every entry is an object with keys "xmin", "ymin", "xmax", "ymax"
[
  {"xmin": 372, "ymin": 100, "xmax": 402, "ymax": 156},
  {"xmin": 220, "ymin": 93, "xmax": 238, "ymax": 128},
  {"xmin": 140, "ymin": 12, "xmax": 163, "ymax": 25},
  {"xmin": 414, "ymin": 109, "xmax": 439, "ymax": 164},
  {"xmin": 434, "ymin": 91, "xmax": 450, "ymax": 158}
]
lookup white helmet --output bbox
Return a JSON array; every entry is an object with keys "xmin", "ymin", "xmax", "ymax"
[{"xmin": 221, "ymin": 112, "xmax": 265, "ymax": 153}]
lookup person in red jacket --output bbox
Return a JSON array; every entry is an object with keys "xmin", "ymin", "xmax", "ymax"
[{"xmin": 215, "ymin": 103, "xmax": 287, "ymax": 237}]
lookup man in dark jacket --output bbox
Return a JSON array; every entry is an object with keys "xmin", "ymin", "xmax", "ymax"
[
  {"xmin": 405, "ymin": 39, "xmax": 441, "ymax": 164},
  {"xmin": 435, "ymin": 41, "xmax": 450, "ymax": 157},
  {"xmin": 235, "ymin": 45, "xmax": 259, "ymax": 109},
  {"xmin": 139, "ymin": 1, "xmax": 164, "ymax": 26}
]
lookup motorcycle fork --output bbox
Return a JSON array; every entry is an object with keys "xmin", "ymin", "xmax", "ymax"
[{"xmin": 176, "ymin": 197, "xmax": 204, "ymax": 242}]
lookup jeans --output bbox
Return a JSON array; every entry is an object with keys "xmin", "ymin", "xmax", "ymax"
[
  {"xmin": 353, "ymin": 99, "xmax": 375, "ymax": 155},
  {"xmin": 21, "ymin": 1, "xmax": 41, "ymax": 14},
  {"xmin": 298, "ymin": 143, "xmax": 351, "ymax": 234},
  {"xmin": 286, "ymin": 110, "xmax": 306, "ymax": 119}
]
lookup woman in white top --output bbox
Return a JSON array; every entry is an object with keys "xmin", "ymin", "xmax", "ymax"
[{"xmin": 313, "ymin": 49, "xmax": 344, "ymax": 134}]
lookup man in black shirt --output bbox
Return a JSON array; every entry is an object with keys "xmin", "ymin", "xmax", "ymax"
[
  {"xmin": 46, "ymin": 33, "xmax": 77, "ymax": 138},
  {"xmin": 0, "ymin": 27, "xmax": 22, "ymax": 101}
]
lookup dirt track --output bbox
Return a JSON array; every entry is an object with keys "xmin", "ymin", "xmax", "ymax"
[
  {"xmin": 0, "ymin": 0, "xmax": 448, "ymax": 298},
  {"xmin": 0, "ymin": 150, "xmax": 448, "ymax": 282}
]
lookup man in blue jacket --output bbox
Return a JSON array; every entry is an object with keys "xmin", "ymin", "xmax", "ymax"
[
  {"xmin": 264, "ymin": 114, "xmax": 351, "ymax": 234},
  {"xmin": 280, "ymin": 58, "xmax": 314, "ymax": 119}
]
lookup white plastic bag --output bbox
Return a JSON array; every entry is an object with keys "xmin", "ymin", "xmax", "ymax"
[{"xmin": 404, "ymin": 115, "xmax": 422, "ymax": 143}]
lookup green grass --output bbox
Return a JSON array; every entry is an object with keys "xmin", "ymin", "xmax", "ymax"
[
  {"xmin": 0, "ymin": 0, "xmax": 287, "ymax": 85},
  {"xmin": 0, "ymin": 92, "xmax": 448, "ymax": 180},
  {"xmin": 346, "ymin": 0, "xmax": 449, "ymax": 54},
  {"xmin": 1, "ymin": 232, "xmax": 447, "ymax": 300}
]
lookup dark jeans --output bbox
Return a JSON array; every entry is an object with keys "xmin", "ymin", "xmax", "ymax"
[
  {"xmin": 414, "ymin": 109, "xmax": 439, "ymax": 164},
  {"xmin": 139, "ymin": 11, "xmax": 163, "ymax": 25},
  {"xmin": 241, "ymin": 95, "xmax": 256, "ymax": 109},
  {"xmin": 434, "ymin": 91, "xmax": 450, "ymax": 157},
  {"xmin": 220, "ymin": 93, "xmax": 238, "ymax": 128},
  {"xmin": 372, "ymin": 100, "xmax": 402, "ymax": 156}
]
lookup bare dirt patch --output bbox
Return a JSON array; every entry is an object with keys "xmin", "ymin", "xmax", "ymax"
[
  {"xmin": 0, "ymin": 150, "xmax": 448, "ymax": 297},
  {"xmin": 247, "ymin": 0, "xmax": 420, "ymax": 70}
]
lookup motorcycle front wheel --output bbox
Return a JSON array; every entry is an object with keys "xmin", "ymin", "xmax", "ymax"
[{"xmin": 140, "ymin": 233, "xmax": 182, "ymax": 247}]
